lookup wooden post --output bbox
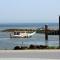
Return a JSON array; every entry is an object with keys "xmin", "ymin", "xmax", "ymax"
[
  {"xmin": 45, "ymin": 25, "xmax": 48, "ymax": 46},
  {"xmin": 59, "ymin": 16, "xmax": 60, "ymax": 48}
]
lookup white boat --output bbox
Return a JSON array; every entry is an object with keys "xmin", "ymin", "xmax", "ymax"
[{"xmin": 10, "ymin": 31, "xmax": 36, "ymax": 38}]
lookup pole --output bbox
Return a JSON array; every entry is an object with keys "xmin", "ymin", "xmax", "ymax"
[
  {"xmin": 45, "ymin": 25, "xmax": 48, "ymax": 46},
  {"xmin": 59, "ymin": 16, "xmax": 60, "ymax": 48}
]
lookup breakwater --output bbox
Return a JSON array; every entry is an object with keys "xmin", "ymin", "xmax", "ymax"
[{"xmin": 2, "ymin": 28, "xmax": 59, "ymax": 35}]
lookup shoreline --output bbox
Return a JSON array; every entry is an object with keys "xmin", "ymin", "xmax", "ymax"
[{"xmin": 2, "ymin": 28, "xmax": 59, "ymax": 35}]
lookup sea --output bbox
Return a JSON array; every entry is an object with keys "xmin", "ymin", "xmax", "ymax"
[{"xmin": 0, "ymin": 23, "xmax": 59, "ymax": 50}]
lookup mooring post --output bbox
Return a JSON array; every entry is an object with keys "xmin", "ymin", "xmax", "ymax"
[
  {"xmin": 45, "ymin": 25, "xmax": 48, "ymax": 46},
  {"xmin": 59, "ymin": 16, "xmax": 60, "ymax": 48}
]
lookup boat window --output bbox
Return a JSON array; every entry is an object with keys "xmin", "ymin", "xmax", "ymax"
[
  {"xmin": 17, "ymin": 32, "xmax": 20, "ymax": 35},
  {"xmin": 14, "ymin": 32, "xmax": 17, "ymax": 35},
  {"xmin": 14, "ymin": 32, "xmax": 20, "ymax": 35}
]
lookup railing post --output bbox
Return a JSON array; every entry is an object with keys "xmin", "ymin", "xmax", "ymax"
[
  {"xmin": 59, "ymin": 16, "xmax": 60, "ymax": 48},
  {"xmin": 45, "ymin": 25, "xmax": 48, "ymax": 46}
]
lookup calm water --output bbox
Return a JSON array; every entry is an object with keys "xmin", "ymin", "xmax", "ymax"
[{"xmin": 0, "ymin": 23, "xmax": 59, "ymax": 50}]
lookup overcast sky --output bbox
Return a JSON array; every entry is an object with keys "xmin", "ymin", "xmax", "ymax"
[{"xmin": 0, "ymin": 0, "xmax": 60, "ymax": 23}]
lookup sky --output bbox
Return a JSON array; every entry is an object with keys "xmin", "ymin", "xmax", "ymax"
[{"xmin": 0, "ymin": 0, "xmax": 60, "ymax": 23}]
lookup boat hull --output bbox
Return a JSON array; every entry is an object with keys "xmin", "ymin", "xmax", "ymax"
[{"xmin": 10, "ymin": 32, "xmax": 36, "ymax": 38}]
